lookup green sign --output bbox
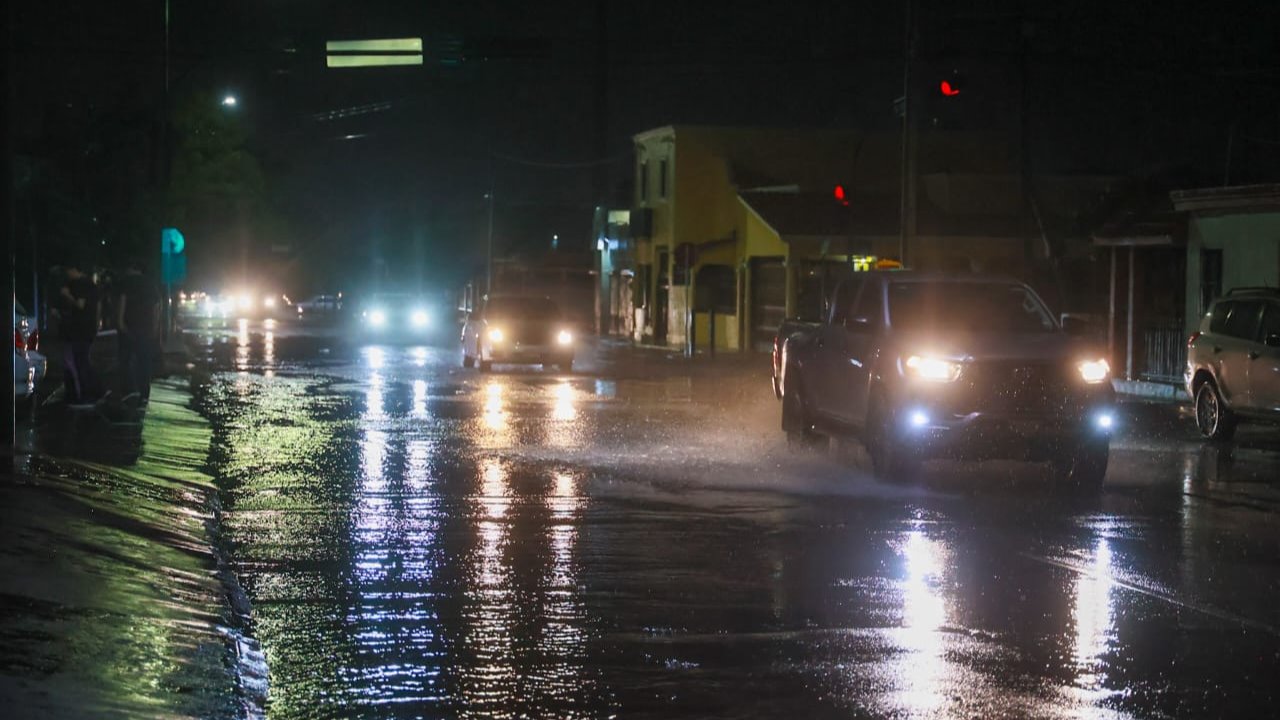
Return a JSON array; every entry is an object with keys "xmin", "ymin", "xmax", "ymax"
[{"xmin": 161, "ymin": 227, "xmax": 187, "ymax": 284}]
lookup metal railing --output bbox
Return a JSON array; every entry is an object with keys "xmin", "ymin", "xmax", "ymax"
[{"xmin": 1141, "ymin": 325, "xmax": 1186, "ymax": 383}]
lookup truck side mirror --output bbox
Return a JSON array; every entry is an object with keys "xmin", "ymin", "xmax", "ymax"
[
  {"xmin": 1266, "ymin": 333, "xmax": 1280, "ymax": 348},
  {"xmin": 844, "ymin": 316, "xmax": 871, "ymax": 333},
  {"xmin": 1061, "ymin": 314, "xmax": 1091, "ymax": 336}
]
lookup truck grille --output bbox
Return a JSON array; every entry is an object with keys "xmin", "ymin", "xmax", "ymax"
[
  {"xmin": 512, "ymin": 323, "xmax": 553, "ymax": 345},
  {"xmin": 958, "ymin": 361, "xmax": 1074, "ymax": 415}
]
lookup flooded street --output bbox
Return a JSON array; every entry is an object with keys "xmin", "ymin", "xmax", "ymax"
[{"xmin": 200, "ymin": 321, "xmax": 1280, "ymax": 719}]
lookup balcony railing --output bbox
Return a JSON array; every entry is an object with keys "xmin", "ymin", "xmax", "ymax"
[{"xmin": 1141, "ymin": 325, "xmax": 1186, "ymax": 384}]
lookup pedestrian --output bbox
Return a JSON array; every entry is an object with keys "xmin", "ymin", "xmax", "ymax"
[
  {"xmin": 53, "ymin": 262, "xmax": 103, "ymax": 406},
  {"xmin": 117, "ymin": 259, "xmax": 160, "ymax": 404}
]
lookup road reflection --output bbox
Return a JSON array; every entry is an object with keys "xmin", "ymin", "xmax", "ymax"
[
  {"xmin": 412, "ymin": 379, "xmax": 428, "ymax": 420},
  {"xmin": 261, "ymin": 321, "xmax": 277, "ymax": 377},
  {"xmin": 541, "ymin": 472, "xmax": 587, "ymax": 689},
  {"xmin": 892, "ymin": 527, "xmax": 952, "ymax": 714},
  {"xmin": 235, "ymin": 318, "xmax": 251, "ymax": 371},
  {"xmin": 1072, "ymin": 538, "xmax": 1116, "ymax": 690},
  {"xmin": 461, "ymin": 457, "xmax": 517, "ymax": 717}
]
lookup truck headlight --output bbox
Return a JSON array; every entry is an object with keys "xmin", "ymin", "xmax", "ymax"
[
  {"xmin": 369, "ymin": 309, "xmax": 387, "ymax": 327},
  {"xmin": 488, "ymin": 328, "xmax": 504, "ymax": 343},
  {"xmin": 1077, "ymin": 358, "xmax": 1110, "ymax": 384},
  {"xmin": 557, "ymin": 329, "xmax": 573, "ymax": 346},
  {"xmin": 904, "ymin": 354, "xmax": 963, "ymax": 383},
  {"xmin": 411, "ymin": 310, "xmax": 429, "ymax": 328}
]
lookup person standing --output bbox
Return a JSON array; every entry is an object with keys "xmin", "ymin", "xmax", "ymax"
[
  {"xmin": 54, "ymin": 263, "xmax": 102, "ymax": 406},
  {"xmin": 116, "ymin": 260, "xmax": 160, "ymax": 404}
]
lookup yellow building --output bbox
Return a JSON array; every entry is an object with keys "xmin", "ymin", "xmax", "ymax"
[{"xmin": 625, "ymin": 125, "xmax": 1115, "ymax": 352}]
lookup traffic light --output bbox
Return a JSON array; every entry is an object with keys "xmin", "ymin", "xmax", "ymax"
[{"xmin": 939, "ymin": 71, "xmax": 965, "ymax": 97}]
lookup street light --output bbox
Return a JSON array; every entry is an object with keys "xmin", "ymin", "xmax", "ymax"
[{"xmin": 221, "ymin": 94, "xmax": 238, "ymax": 108}]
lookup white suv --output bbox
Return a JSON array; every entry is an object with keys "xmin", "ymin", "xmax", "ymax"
[{"xmin": 1186, "ymin": 288, "xmax": 1280, "ymax": 440}]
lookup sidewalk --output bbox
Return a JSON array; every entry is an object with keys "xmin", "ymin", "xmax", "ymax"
[{"xmin": 1, "ymin": 376, "xmax": 265, "ymax": 718}]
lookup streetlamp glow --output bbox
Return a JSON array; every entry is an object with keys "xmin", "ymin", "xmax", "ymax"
[{"xmin": 221, "ymin": 94, "xmax": 238, "ymax": 107}]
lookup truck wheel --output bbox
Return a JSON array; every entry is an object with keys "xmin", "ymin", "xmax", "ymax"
[
  {"xmin": 781, "ymin": 381, "xmax": 824, "ymax": 452},
  {"xmin": 479, "ymin": 360, "xmax": 492, "ymax": 373},
  {"xmin": 867, "ymin": 399, "xmax": 920, "ymax": 481},
  {"xmin": 1052, "ymin": 438, "xmax": 1109, "ymax": 490},
  {"xmin": 559, "ymin": 360, "xmax": 573, "ymax": 373},
  {"xmin": 1194, "ymin": 380, "xmax": 1237, "ymax": 442},
  {"xmin": 463, "ymin": 354, "xmax": 475, "ymax": 368}
]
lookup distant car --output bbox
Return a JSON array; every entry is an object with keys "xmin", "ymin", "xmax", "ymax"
[
  {"xmin": 356, "ymin": 292, "xmax": 439, "ymax": 341},
  {"xmin": 198, "ymin": 289, "xmax": 288, "ymax": 319},
  {"xmin": 461, "ymin": 296, "xmax": 575, "ymax": 372},
  {"xmin": 779, "ymin": 272, "xmax": 1116, "ymax": 487},
  {"xmin": 295, "ymin": 294, "xmax": 342, "ymax": 318},
  {"xmin": 14, "ymin": 301, "xmax": 46, "ymax": 416},
  {"xmin": 1186, "ymin": 287, "xmax": 1280, "ymax": 440}
]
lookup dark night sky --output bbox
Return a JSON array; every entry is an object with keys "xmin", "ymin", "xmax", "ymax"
[{"xmin": 13, "ymin": 1, "xmax": 1280, "ymax": 290}]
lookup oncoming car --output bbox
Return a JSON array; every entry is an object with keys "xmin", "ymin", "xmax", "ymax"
[
  {"xmin": 780, "ymin": 272, "xmax": 1116, "ymax": 488},
  {"xmin": 357, "ymin": 293, "xmax": 439, "ymax": 340},
  {"xmin": 461, "ymin": 296, "xmax": 575, "ymax": 372}
]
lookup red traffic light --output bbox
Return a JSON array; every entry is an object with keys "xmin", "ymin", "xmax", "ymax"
[
  {"xmin": 833, "ymin": 184, "xmax": 849, "ymax": 206},
  {"xmin": 940, "ymin": 80, "xmax": 961, "ymax": 96}
]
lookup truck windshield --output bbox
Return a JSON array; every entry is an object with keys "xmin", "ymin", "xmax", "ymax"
[
  {"xmin": 486, "ymin": 297, "xmax": 560, "ymax": 321},
  {"xmin": 888, "ymin": 282, "xmax": 1056, "ymax": 333}
]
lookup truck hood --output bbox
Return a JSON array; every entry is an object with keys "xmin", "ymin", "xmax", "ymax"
[{"xmin": 892, "ymin": 331, "xmax": 1099, "ymax": 364}]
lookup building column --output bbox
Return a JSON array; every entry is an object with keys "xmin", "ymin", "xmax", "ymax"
[
  {"xmin": 1126, "ymin": 245, "xmax": 1136, "ymax": 381},
  {"xmin": 1108, "ymin": 246, "xmax": 1116, "ymax": 369}
]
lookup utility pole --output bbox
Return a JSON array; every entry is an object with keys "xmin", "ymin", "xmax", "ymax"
[
  {"xmin": 160, "ymin": 0, "xmax": 174, "ymax": 339},
  {"xmin": 4, "ymin": 0, "xmax": 17, "ymax": 447},
  {"xmin": 898, "ymin": 0, "xmax": 917, "ymax": 267},
  {"xmin": 485, "ymin": 166, "xmax": 495, "ymax": 299}
]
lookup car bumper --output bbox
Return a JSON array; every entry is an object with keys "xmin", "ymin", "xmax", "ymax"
[
  {"xmin": 484, "ymin": 343, "xmax": 573, "ymax": 364},
  {"xmin": 14, "ymin": 353, "xmax": 34, "ymax": 399},
  {"xmin": 892, "ymin": 386, "xmax": 1115, "ymax": 460},
  {"xmin": 28, "ymin": 350, "xmax": 47, "ymax": 383}
]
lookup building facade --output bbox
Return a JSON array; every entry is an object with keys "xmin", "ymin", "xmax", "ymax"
[{"xmin": 610, "ymin": 125, "xmax": 1115, "ymax": 352}]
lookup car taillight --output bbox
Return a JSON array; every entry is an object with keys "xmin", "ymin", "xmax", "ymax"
[
  {"xmin": 1187, "ymin": 331, "xmax": 1201, "ymax": 349},
  {"xmin": 14, "ymin": 330, "xmax": 25, "ymax": 350},
  {"xmin": 26, "ymin": 330, "xmax": 39, "ymax": 352}
]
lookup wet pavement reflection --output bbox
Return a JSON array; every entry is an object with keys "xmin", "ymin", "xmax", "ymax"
[{"xmin": 198, "ymin": 322, "xmax": 1280, "ymax": 718}]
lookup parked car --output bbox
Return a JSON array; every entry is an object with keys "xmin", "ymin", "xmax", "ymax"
[
  {"xmin": 1186, "ymin": 287, "xmax": 1280, "ymax": 440},
  {"xmin": 461, "ymin": 296, "xmax": 575, "ymax": 372},
  {"xmin": 14, "ymin": 301, "xmax": 46, "ymax": 416},
  {"xmin": 295, "ymin": 293, "xmax": 343, "ymax": 318},
  {"xmin": 779, "ymin": 271, "xmax": 1116, "ymax": 487}
]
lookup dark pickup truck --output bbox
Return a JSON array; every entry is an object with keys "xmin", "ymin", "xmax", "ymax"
[{"xmin": 778, "ymin": 271, "xmax": 1116, "ymax": 488}]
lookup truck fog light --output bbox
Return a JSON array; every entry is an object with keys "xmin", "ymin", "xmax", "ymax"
[
  {"xmin": 909, "ymin": 410, "xmax": 930, "ymax": 429},
  {"xmin": 1095, "ymin": 412, "xmax": 1115, "ymax": 431}
]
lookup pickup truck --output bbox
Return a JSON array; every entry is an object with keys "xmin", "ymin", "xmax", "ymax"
[
  {"xmin": 778, "ymin": 271, "xmax": 1116, "ymax": 488},
  {"xmin": 772, "ymin": 318, "xmax": 821, "ymax": 398}
]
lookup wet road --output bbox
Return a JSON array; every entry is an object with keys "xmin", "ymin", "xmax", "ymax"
[{"xmin": 197, "ymin": 319, "xmax": 1280, "ymax": 718}]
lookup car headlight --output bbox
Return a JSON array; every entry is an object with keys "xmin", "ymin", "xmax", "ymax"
[
  {"xmin": 904, "ymin": 354, "xmax": 963, "ymax": 383},
  {"xmin": 1078, "ymin": 358, "xmax": 1110, "ymax": 384},
  {"xmin": 264, "ymin": 296, "xmax": 277, "ymax": 309},
  {"xmin": 411, "ymin": 310, "xmax": 429, "ymax": 328},
  {"xmin": 369, "ymin": 309, "xmax": 387, "ymax": 327},
  {"xmin": 488, "ymin": 328, "xmax": 504, "ymax": 343},
  {"xmin": 237, "ymin": 293, "xmax": 254, "ymax": 310},
  {"xmin": 557, "ymin": 329, "xmax": 573, "ymax": 346}
]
